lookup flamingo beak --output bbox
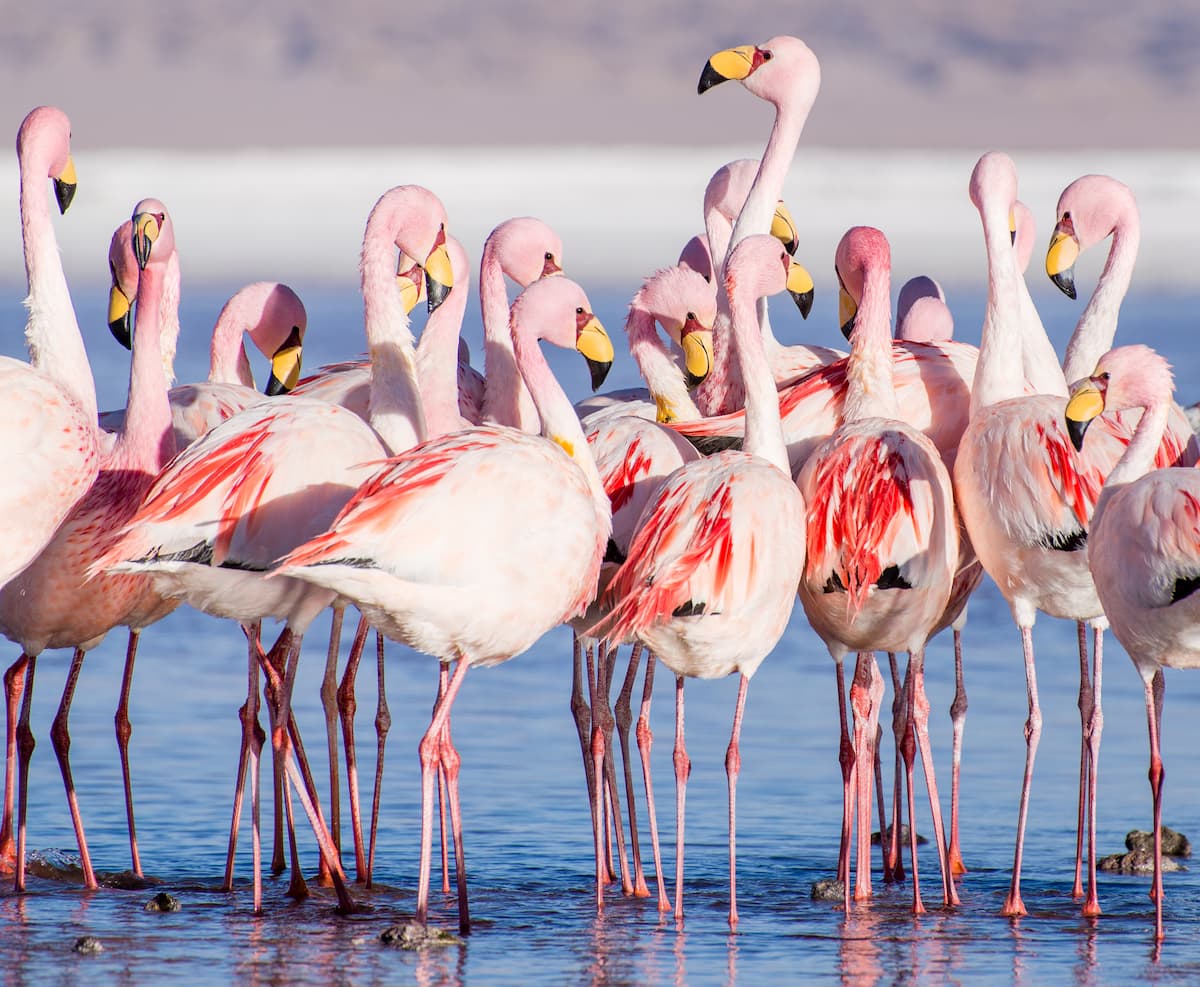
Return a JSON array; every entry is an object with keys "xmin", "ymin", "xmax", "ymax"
[
  {"xmin": 576, "ymin": 314, "xmax": 614, "ymax": 391},
  {"xmin": 654, "ymin": 395, "xmax": 678, "ymax": 424},
  {"xmin": 423, "ymin": 227, "xmax": 454, "ymax": 312},
  {"xmin": 1009, "ymin": 209, "xmax": 1017, "ymax": 247},
  {"xmin": 53, "ymin": 155, "xmax": 77, "ymax": 214},
  {"xmin": 771, "ymin": 202, "xmax": 800, "ymax": 256},
  {"xmin": 107, "ymin": 276, "xmax": 133, "ymax": 351},
  {"xmin": 541, "ymin": 253, "xmax": 563, "ymax": 278},
  {"xmin": 396, "ymin": 255, "xmax": 426, "ymax": 315},
  {"xmin": 131, "ymin": 211, "xmax": 161, "ymax": 270},
  {"xmin": 1046, "ymin": 227, "xmax": 1080, "ymax": 300},
  {"xmin": 681, "ymin": 328, "xmax": 714, "ymax": 390},
  {"xmin": 1064, "ymin": 379, "xmax": 1105, "ymax": 451},
  {"xmin": 787, "ymin": 259, "xmax": 815, "ymax": 320},
  {"xmin": 838, "ymin": 280, "xmax": 857, "ymax": 340},
  {"xmin": 265, "ymin": 326, "xmax": 304, "ymax": 396},
  {"xmin": 698, "ymin": 45, "xmax": 761, "ymax": 93}
]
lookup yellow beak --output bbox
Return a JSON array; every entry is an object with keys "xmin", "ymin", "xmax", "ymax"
[
  {"xmin": 681, "ymin": 329, "xmax": 714, "ymax": 390},
  {"xmin": 1046, "ymin": 228, "xmax": 1081, "ymax": 300},
  {"xmin": 771, "ymin": 202, "xmax": 800, "ymax": 256},
  {"xmin": 1064, "ymin": 380, "xmax": 1105, "ymax": 451},
  {"xmin": 577, "ymin": 315, "xmax": 614, "ymax": 391},
  {"xmin": 132, "ymin": 211, "xmax": 161, "ymax": 270},
  {"xmin": 107, "ymin": 284, "xmax": 133, "ymax": 350},
  {"xmin": 54, "ymin": 155, "xmax": 78, "ymax": 214},
  {"xmin": 698, "ymin": 44, "xmax": 759, "ymax": 92},
  {"xmin": 266, "ymin": 326, "xmax": 304, "ymax": 396},
  {"xmin": 838, "ymin": 281, "xmax": 858, "ymax": 340},
  {"xmin": 787, "ymin": 259, "xmax": 815, "ymax": 320},
  {"xmin": 423, "ymin": 228, "xmax": 454, "ymax": 312}
]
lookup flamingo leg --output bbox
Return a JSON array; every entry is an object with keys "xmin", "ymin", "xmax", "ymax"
[
  {"xmin": 367, "ymin": 629, "xmax": 390, "ymax": 889},
  {"xmin": 637, "ymin": 652, "xmax": 670, "ymax": 912},
  {"xmin": 726, "ymin": 674, "xmax": 749, "ymax": 931},
  {"xmin": 614, "ymin": 643, "xmax": 650, "ymax": 897},
  {"xmin": 1072, "ymin": 620, "xmax": 1091, "ymax": 901},
  {"xmin": 1082, "ymin": 625, "xmax": 1104, "ymax": 918},
  {"xmin": 834, "ymin": 659, "xmax": 854, "ymax": 912},
  {"xmin": 416, "ymin": 658, "xmax": 469, "ymax": 929},
  {"xmin": 1002, "ymin": 625, "xmax": 1041, "ymax": 918},
  {"xmin": 672, "ymin": 674, "xmax": 690, "ymax": 921},
  {"xmin": 569, "ymin": 635, "xmax": 597, "ymax": 859},
  {"xmin": 435, "ymin": 665, "xmax": 452, "ymax": 895},
  {"xmin": 261, "ymin": 634, "xmax": 286, "ymax": 877},
  {"xmin": 900, "ymin": 656, "xmax": 924, "ymax": 914},
  {"xmin": 439, "ymin": 696, "xmax": 470, "ymax": 935},
  {"xmin": 598, "ymin": 643, "xmax": 633, "ymax": 895},
  {"xmin": 873, "ymin": 719, "xmax": 888, "ymax": 884},
  {"xmin": 851, "ymin": 652, "xmax": 884, "ymax": 902},
  {"xmin": 586, "ymin": 641, "xmax": 608, "ymax": 912},
  {"xmin": 13, "ymin": 655, "xmax": 36, "ymax": 892},
  {"xmin": 49, "ymin": 647, "xmax": 97, "ymax": 890},
  {"xmin": 909, "ymin": 648, "xmax": 958, "ymax": 907},
  {"xmin": 319, "ymin": 604, "xmax": 345, "ymax": 858},
  {"xmin": 947, "ymin": 628, "xmax": 969, "ymax": 878},
  {"xmin": 1145, "ymin": 670, "xmax": 1165, "ymax": 940},
  {"xmin": 224, "ymin": 632, "xmax": 266, "ymax": 911},
  {"xmin": 337, "ymin": 614, "xmax": 370, "ymax": 882},
  {"xmin": 1, "ymin": 653, "xmax": 31, "ymax": 869},
  {"xmin": 114, "ymin": 629, "xmax": 143, "ymax": 878},
  {"xmin": 886, "ymin": 651, "xmax": 906, "ymax": 884}
]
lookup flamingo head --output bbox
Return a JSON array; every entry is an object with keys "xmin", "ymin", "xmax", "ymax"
[
  {"xmin": 677, "ymin": 235, "xmax": 713, "ymax": 281},
  {"xmin": 1064, "ymin": 345, "xmax": 1174, "ymax": 450},
  {"xmin": 895, "ymin": 276, "xmax": 953, "ymax": 344},
  {"xmin": 395, "ymin": 251, "xmax": 425, "ymax": 315},
  {"xmin": 1047, "ymin": 174, "xmax": 1137, "ymax": 302},
  {"xmin": 642, "ymin": 264, "xmax": 718, "ymax": 394},
  {"xmin": 237, "ymin": 284, "xmax": 308, "ymax": 397},
  {"xmin": 834, "ymin": 226, "xmax": 890, "ymax": 340},
  {"xmin": 486, "ymin": 216, "xmax": 565, "ymax": 287},
  {"xmin": 106, "ymin": 219, "xmax": 138, "ymax": 349},
  {"xmin": 130, "ymin": 199, "xmax": 173, "ymax": 272},
  {"xmin": 698, "ymin": 36, "xmax": 820, "ymax": 113},
  {"xmin": 726, "ymin": 234, "xmax": 814, "ymax": 322},
  {"xmin": 511, "ymin": 276, "xmax": 614, "ymax": 393},
  {"xmin": 19, "ymin": 106, "xmax": 77, "ymax": 214},
  {"xmin": 369, "ymin": 185, "xmax": 452, "ymax": 312}
]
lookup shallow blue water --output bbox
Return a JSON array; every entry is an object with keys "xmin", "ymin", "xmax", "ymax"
[{"xmin": 1, "ymin": 279, "xmax": 1200, "ymax": 985}]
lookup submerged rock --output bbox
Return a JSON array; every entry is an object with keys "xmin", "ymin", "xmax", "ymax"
[
  {"xmin": 379, "ymin": 924, "xmax": 463, "ymax": 949},
  {"xmin": 1098, "ymin": 848, "xmax": 1185, "ymax": 875},
  {"xmin": 811, "ymin": 878, "xmax": 845, "ymax": 902},
  {"xmin": 144, "ymin": 892, "xmax": 182, "ymax": 913},
  {"xmin": 871, "ymin": 824, "xmax": 928, "ymax": 846},
  {"xmin": 73, "ymin": 936, "xmax": 103, "ymax": 955},
  {"xmin": 1126, "ymin": 827, "xmax": 1191, "ymax": 858}
]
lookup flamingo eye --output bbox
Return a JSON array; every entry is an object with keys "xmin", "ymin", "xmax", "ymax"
[
  {"xmin": 686, "ymin": 311, "xmax": 696, "ymax": 321},
  {"xmin": 761, "ymin": 50, "xmax": 773, "ymax": 61},
  {"xmin": 545, "ymin": 252, "xmax": 553, "ymax": 260},
  {"xmin": 1100, "ymin": 372, "xmax": 1110, "ymax": 381},
  {"xmin": 576, "ymin": 307, "xmax": 584, "ymax": 314}
]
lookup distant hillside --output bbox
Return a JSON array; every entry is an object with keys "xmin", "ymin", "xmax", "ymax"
[{"xmin": 1, "ymin": 2, "xmax": 1197, "ymax": 149}]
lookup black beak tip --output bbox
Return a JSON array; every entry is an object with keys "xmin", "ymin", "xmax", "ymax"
[
  {"xmin": 1051, "ymin": 269, "xmax": 1077, "ymax": 301},
  {"xmin": 587, "ymin": 358, "xmax": 613, "ymax": 393},
  {"xmin": 785, "ymin": 236, "xmax": 799, "ymax": 257},
  {"xmin": 108, "ymin": 316, "xmax": 132, "ymax": 351},
  {"xmin": 697, "ymin": 62, "xmax": 726, "ymax": 95},
  {"xmin": 264, "ymin": 375, "xmax": 289, "ymax": 397},
  {"xmin": 426, "ymin": 279, "xmax": 450, "ymax": 313},
  {"xmin": 54, "ymin": 179, "xmax": 76, "ymax": 215},
  {"xmin": 792, "ymin": 289, "xmax": 814, "ymax": 321},
  {"xmin": 839, "ymin": 316, "xmax": 856, "ymax": 341},
  {"xmin": 684, "ymin": 369, "xmax": 706, "ymax": 391},
  {"xmin": 1066, "ymin": 417, "xmax": 1089, "ymax": 452}
]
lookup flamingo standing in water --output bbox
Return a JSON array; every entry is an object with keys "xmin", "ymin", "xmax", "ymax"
[
  {"xmin": 797, "ymin": 226, "xmax": 959, "ymax": 914},
  {"xmin": 273, "ymin": 274, "xmax": 615, "ymax": 936},
  {"xmin": 593, "ymin": 235, "xmax": 808, "ymax": 930},
  {"xmin": 1063, "ymin": 344, "xmax": 1200, "ymax": 941},
  {"xmin": 94, "ymin": 185, "xmax": 455, "ymax": 914},
  {"xmin": 0, "ymin": 200, "xmax": 181, "ymax": 892}
]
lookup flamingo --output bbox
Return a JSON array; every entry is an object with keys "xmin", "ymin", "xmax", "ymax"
[
  {"xmin": 273, "ymin": 274, "xmax": 615, "ymax": 936},
  {"xmin": 1063, "ymin": 344, "xmax": 1200, "ymax": 941},
  {"xmin": 0, "ymin": 200, "xmax": 180, "ymax": 892},
  {"xmin": 797, "ymin": 226, "xmax": 959, "ymax": 914},
  {"xmin": 93, "ymin": 184, "xmax": 456, "ymax": 914},
  {"xmin": 592, "ymin": 234, "xmax": 808, "ymax": 930}
]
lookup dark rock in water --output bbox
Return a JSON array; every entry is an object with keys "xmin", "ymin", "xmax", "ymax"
[
  {"xmin": 1098, "ymin": 848, "xmax": 1185, "ymax": 875},
  {"xmin": 379, "ymin": 924, "xmax": 463, "ymax": 949},
  {"xmin": 144, "ymin": 891, "xmax": 181, "ymax": 912},
  {"xmin": 871, "ymin": 824, "xmax": 928, "ymax": 846},
  {"xmin": 1126, "ymin": 826, "xmax": 1191, "ymax": 858},
  {"xmin": 104, "ymin": 869, "xmax": 158, "ymax": 891},
  {"xmin": 811, "ymin": 878, "xmax": 845, "ymax": 902},
  {"xmin": 74, "ymin": 936, "xmax": 103, "ymax": 955}
]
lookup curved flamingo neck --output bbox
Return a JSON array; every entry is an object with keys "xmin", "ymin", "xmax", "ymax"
[
  {"xmin": 19, "ymin": 143, "xmax": 96, "ymax": 422},
  {"xmin": 1017, "ymin": 271, "xmax": 1067, "ymax": 397},
  {"xmin": 209, "ymin": 285, "xmax": 264, "ymax": 390},
  {"xmin": 361, "ymin": 231, "xmax": 426, "ymax": 454},
  {"xmin": 729, "ymin": 285, "xmax": 788, "ymax": 473},
  {"xmin": 1062, "ymin": 215, "xmax": 1140, "ymax": 386},
  {"xmin": 844, "ymin": 266, "xmax": 898, "ymax": 423},
  {"xmin": 115, "ymin": 257, "xmax": 176, "ymax": 471},
  {"xmin": 625, "ymin": 303, "xmax": 700, "ymax": 423},
  {"xmin": 972, "ymin": 191, "xmax": 1028, "ymax": 415},
  {"xmin": 416, "ymin": 277, "xmax": 470, "ymax": 439},
  {"xmin": 1097, "ymin": 397, "xmax": 1169, "ymax": 522},
  {"xmin": 693, "ymin": 308, "xmax": 739, "ymax": 415},
  {"xmin": 726, "ymin": 101, "xmax": 809, "ymax": 260},
  {"xmin": 479, "ymin": 247, "xmax": 538, "ymax": 431}
]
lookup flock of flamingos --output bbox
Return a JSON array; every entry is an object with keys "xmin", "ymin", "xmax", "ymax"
[{"xmin": 1, "ymin": 32, "xmax": 1197, "ymax": 946}]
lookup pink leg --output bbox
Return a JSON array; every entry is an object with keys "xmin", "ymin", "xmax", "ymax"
[
  {"xmin": 367, "ymin": 629, "xmax": 390, "ymax": 889},
  {"xmin": 898, "ymin": 656, "xmax": 925, "ymax": 914},
  {"xmin": 416, "ymin": 659, "xmax": 469, "ymax": 928},
  {"xmin": 637, "ymin": 653, "xmax": 670, "ymax": 912},
  {"xmin": 615, "ymin": 644, "xmax": 650, "ymax": 898},
  {"xmin": 319, "ymin": 604, "xmax": 345, "ymax": 857},
  {"xmin": 439, "ymin": 704, "xmax": 470, "ymax": 935},
  {"xmin": 597, "ymin": 643, "xmax": 632, "ymax": 895},
  {"xmin": 569, "ymin": 637, "xmax": 596, "ymax": 850},
  {"xmin": 851, "ymin": 653, "xmax": 884, "ymax": 902},
  {"xmin": 1, "ymin": 653, "xmax": 30, "ymax": 869},
  {"xmin": 873, "ymin": 719, "xmax": 888, "ymax": 884},
  {"xmin": 1144, "ymin": 671, "xmax": 1166, "ymax": 940},
  {"xmin": 337, "ymin": 615, "xmax": 370, "ymax": 882},
  {"xmin": 223, "ymin": 632, "xmax": 265, "ymax": 911},
  {"xmin": 13, "ymin": 655, "xmax": 36, "ymax": 892},
  {"xmin": 435, "ymin": 665, "xmax": 452, "ymax": 895},
  {"xmin": 586, "ymin": 642, "xmax": 608, "ymax": 912},
  {"xmin": 1082, "ymin": 626, "xmax": 1104, "ymax": 917},
  {"xmin": 947, "ymin": 628, "xmax": 968, "ymax": 878},
  {"xmin": 261, "ymin": 633, "xmax": 287, "ymax": 878},
  {"xmin": 909, "ymin": 649, "xmax": 958, "ymax": 907},
  {"xmin": 114, "ymin": 629, "xmax": 143, "ymax": 877},
  {"xmin": 49, "ymin": 647, "xmax": 97, "ymax": 890},
  {"xmin": 1002, "ymin": 625, "xmax": 1041, "ymax": 918},
  {"xmin": 672, "ymin": 674, "xmax": 691, "ymax": 921},
  {"xmin": 1072, "ymin": 620, "xmax": 1091, "ymax": 901},
  {"xmin": 726, "ymin": 674, "xmax": 749, "ymax": 930},
  {"xmin": 886, "ymin": 652, "xmax": 906, "ymax": 884},
  {"xmin": 834, "ymin": 660, "xmax": 854, "ymax": 913}
]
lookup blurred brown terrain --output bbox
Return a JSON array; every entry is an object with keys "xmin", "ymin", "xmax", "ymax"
[{"xmin": 1, "ymin": 2, "xmax": 1197, "ymax": 150}]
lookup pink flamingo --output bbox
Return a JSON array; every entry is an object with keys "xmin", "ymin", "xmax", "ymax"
[
  {"xmin": 0, "ymin": 200, "xmax": 180, "ymax": 892},
  {"xmin": 592, "ymin": 234, "xmax": 809, "ymax": 930},
  {"xmin": 895, "ymin": 276, "xmax": 952, "ymax": 344},
  {"xmin": 94, "ymin": 185, "xmax": 456, "ymax": 913},
  {"xmin": 1064, "ymin": 344, "xmax": 1200, "ymax": 941},
  {"xmin": 797, "ymin": 226, "xmax": 959, "ymax": 914},
  {"xmin": 273, "ymin": 275, "xmax": 615, "ymax": 936}
]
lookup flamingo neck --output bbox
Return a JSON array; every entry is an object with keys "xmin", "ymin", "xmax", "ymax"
[
  {"xmin": 480, "ymin": 251, "xmax": 539, "ymax": 432},
  {"xmin": 19, "ymin": 150, "xmax": 96, "ymax": 422},
  {"xmin": 844, "ymin": 267, "xmax": 898, "ymax": 423},
  {"xmin": 1095, "ymin": 397, "xmax": 1169, "ymax": 524},
  {"xmin": 692, "ymin": 307, "xmax": 740, "ymax": 415},
  {"xmin": 1062, "ymin": 218, "xmax": 1140, "ymax": 386},
  {"xmin": 1017, "ymin": 270, "xmax": 1066, "ymax": 397},
  {"xmin": 209, "ymin": 288, "xmax": 259, "ymax": 388},
  {"xmin": 415, "ymin": 278, "xmax": 470, "ymax": 439},
  {"xmin": 361, "ymin": 233, "xmax": 426, "ymax": 454},
  {"xmin": 625, "ymin": 305, "xmax": 700, "ymax": 423},
  {"xmin": 115, "ymin": 260, "xmax": 176, "ymax": 471},
  {"xmin": 726, "ymin": 101, "xmax": 807, "ymax": 262},
  {"xmin": 971, "ymin": 198, "xmax": 1028, "ymax": 415},
  {"xmin": 512, "ymin": 331, "xmax": 608, "ymax": 519},
  {"xmin": 730, "ymin": 288, "xmax": 788, "ymax": 473}
]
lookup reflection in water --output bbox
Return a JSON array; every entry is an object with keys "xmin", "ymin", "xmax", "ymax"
[{"xmin": 839, "ymin": 906, "xmax": 883, "ymax": 987}]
